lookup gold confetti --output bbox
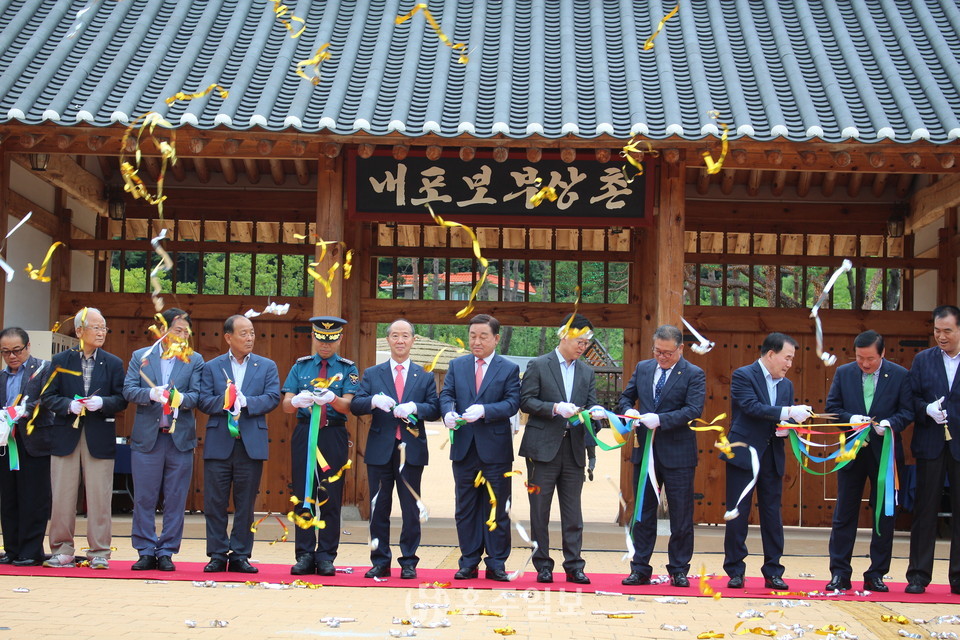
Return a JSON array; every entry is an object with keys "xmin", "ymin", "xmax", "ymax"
[
  {"xmin": 643, "ymin": 4, "xmax": 679, "ymax": 50},
  {"xmin": 295, "ymin": 43, "xmax": 331, "ymax": 85},
  {"xmin": 250, "ymin": 513, "xmax": 289, "ymax": 544},
  {"xmin": 164, "ymin": 83, "xmax": 228, "ymax": 105},
  {"xmin": 25, "ymin": 241, "xmax": 63, "ymax": 282},
  {"xmin": 426, "ymin": 204, "xmax": 488, "ymax": 318},
  {"xmin": 149, "ymin": 229, "xmax": 174, "ymax": 312},
  {"xmin": 620, "ymin": 136, "xmax": 658, "ymax": 183},
  {"xmin": 119, "ymin": 112, "xmax": 176, "ymax": 217},
  {"xmin": 702, "ymin": 110, "xmax": 729, "ymax": 175},
  {"xmin": 529, "ymin": 177, "xmax": 557, "ymax": 207},
  {"xmin": 396, "ymin": 3, "xmax": 468, "ymax": 64},
  {"xmin": 270, "ymin": 0, "xmax": 306, "ymax": 38}
]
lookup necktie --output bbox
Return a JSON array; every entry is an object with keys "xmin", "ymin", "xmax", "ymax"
[
  {"xmin": 863, "ymin": 373, "xmax": 875, "ymax": 414},
  {"xmin": 318, "ymin": 358, "xmax": 328, "ymax": 428},
  {"xmin": 654, "ymin": 368, "xmax": 668, "ymax": 405},
  {"xmin": 394, "ymin": 364, "xmax": 404, "ymax": 440},
  {"xmin": 476, "ymin": 359, "xmax": 485, "ymax": 393}
]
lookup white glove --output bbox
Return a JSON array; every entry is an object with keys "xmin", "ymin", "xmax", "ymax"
[
  {"xmin": 462, "ymin": 404, "xmax": 484, "ymax": 422},
  {"xmin": 873, "ymin": 419, "xmax": 890, "ymax": 436},
  {"xmin": 849, "ymin": 414, "xmax": 871, "ymax": 425},
  {"xmin": 775, "ymin": 428, "xmax": 790, "ymax": 437},
  {"xmin": 638, "ymin": 413, "xmax": 660, "ymax": 429},
  {"xmin": 290, "ymin": 390, "xmax": 315, "ymax": 409},
  {"xmin": 314, "ymin": 389, "xmax": 336, "ymax": 405},
  {"xmin": 554, "ymin": 402, "xmax": 578, "ymax": 419},
  {"xmin": 443, "ymin": 411, "xmax": 460, "ymax": 430},
  {"xmin": 235, "ymin": 391, "xmax": 247, "ymax": 409},
  {"xmin": 371, "ymin": 393, "xmax": 397, "ymax": 413},
  {"xmin": 787, "ymin": 405, "xmax": 813, "ymax": 424},
  {"xmin": 589, "ymin": 405, "xmax": 607, "ymax": 421},
  {"xmin": 84, "ymin": 396, "xmax": 103, "ymax": 412},
  {"xmin": 927, "ymin": 397, "xmax": 948, "ymax": 424},
  {"xmin": 149, "ymin": 385, "xmax": 168, "ymax": 403},
  {"xmin": 393, "ymin": 402, "xmax": 416, "ymax": 420},
  {"xmin": 12, "ymin": 404, "xmax": 26, "ymax": 421},
  {"xmin": 69, "ymin": 399, "xmax": 84, "ymax": 415}
]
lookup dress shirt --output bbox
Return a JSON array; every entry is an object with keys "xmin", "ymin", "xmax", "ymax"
[
  {"xmin": 2, "ymin": 365, "xmax": 24, "ymax": 406},
  {"xmin": 757, "ymin": 358, "xmax": 791, "ymax": 422},
  {"xmin": 652, "ymin": 364, "xmax": 675, "ymax": 399},
  {"xmin": 555, "ymin": 349, "xmax": 576, "ymax": 402},
  {"xmin": 389, "ymin": 358, "xmax": 411, "ymax": 392},
  {"xmin": 81, "ymin": 349, "xmax": 99, "ymax": 395},
  {"xmin": 942, "ymin": 350, "xmax": 960, "ymax": 390},
  {"xmin": 229, "ymin": 351, "xmax": 251, "ymax": 390},
  {"xmin": 160, "ymin": 355, "xmax": 176, "ymax": 387}
]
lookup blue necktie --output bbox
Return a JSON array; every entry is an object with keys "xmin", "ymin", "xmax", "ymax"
[{"xmin": 654, "ymin": 368, "xmax": 668, "ymax": 406}]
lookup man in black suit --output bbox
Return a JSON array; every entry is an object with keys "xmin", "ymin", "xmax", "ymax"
[
  {"xmin": 0, "ymin": 327, "xmax": 53, "ymax": 566},
  {"xmin": 721, "ymin": 332, "xmax": 812, "ymax": 590},
  {"xmin": 440, "ymin": 314, "xmax": 521, "ymax": 582},
  {"xmin": 519, "ymin": 313, "xmax": 605, "ymax": 585},
  {"xmin": 824, "ymin": 330, "xmax": 912, "ymax": 593},
  {"xmin": 905, "ymin": 305, "xmax": 960, "ymax": 594},
  {"xmin": 351, "ymin": 319, "xmax": 440, "ymax": 580},
  {"xmin": 618, "ymin": 324, "xmax": 706, "ymax": 588},
  {"xmin": 41, "ymin": 307, "xmax": 128, "ymax": 569},
  {"xmin": 198, "ymin": 315, "xmax": 281, "ymax": 574}
]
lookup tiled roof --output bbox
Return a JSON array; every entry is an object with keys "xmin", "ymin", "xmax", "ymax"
[
  {"xmin": 380, "ymin": 272, "xmax": 536, "ymax": 294},
  {"xmin": 1, "ymin": 1, "xmax": 959, "ymax": 143}
]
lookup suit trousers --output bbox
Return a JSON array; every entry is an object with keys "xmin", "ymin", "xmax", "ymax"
[
  {"xmin": 451, "ymin": 441, "xmax": 512, "ymax": 571},
  {"xmin": 131, "ymin": 433, "xmax": 194, "ymax": 557},
  {"xmin": 204, "ymin": 439, "xmax": 263, "ymax": 561},
  {"xmin": 828, "ymin": 446, "xmax": 895, "ymax": 581},
  {"xmin": 49, "ymin": 435, "xmax": 114, "ymax": 559},
  {"xmin": 367, "ymin": 440, "xmax": 423, "ymax": 568},
  {"xmin": 526, "ymin": 433, "xmax": 585, "ymax": 573},
  {"xmin": 0, "ymin": 444, "xmax": 51, "ymax": 561},
  {"xmin": 630, "ymin": 457, "xmax": 695, "ymax": 577},
  {"xmin": 906, "ymin": 449, "xmax": 960, "ymax": 586},
  {"xmin": 723, "ymin": 445, "xmax": 784, "ymax": 579},
  {"xmin": 291, "ymin": 422, "xmax": 347, "ymax": 562}
]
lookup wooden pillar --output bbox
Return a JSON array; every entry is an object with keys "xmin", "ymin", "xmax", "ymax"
[
  {"xmin": 0, "ymin": 147, "xmax": 7, "ymax": 328},
  {"xmin": 313, "ymin": 154, "xmax": 345, "ymax": 316},
  {"xmin": 938, "ymin": 207, "xmax": 958, "ymax": 306},
  {"xmin": 49, "ymin": 189, "xmax": 72, "ymax": 328},
  {"xmin": 657, "ymin": 149, "xmax": 687, "ymax": 326},
  {"xmin": 354, "ymin": 222, "xmax": 376, "ymax": 519}
]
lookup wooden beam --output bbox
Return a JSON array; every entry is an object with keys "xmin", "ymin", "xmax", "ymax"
[
  {"xmin": 872, "ymin": 173, "xmax": 889, "ymax": 197},
  {"xmin": 315, "ymin": 154, "xmax": 344, "ymax": 316},
  {"xmin": 10, "ymin": 153, "xmax": 106, "ymax": 215},
  {"xmin": 219, "ymin": 158, "xmax": 237, "ymax": 184},
  {"xmin": 847, "ymin": 171, "xmax": 863, "ymax": 197},
  {"xmin": 268, "ymin": 159, "xmax": 285, "ymax": 186},
  {"xmin": 686, "ymin": 200, "xmax": 893, "ymax": 234},
  {"xmin": 910, "ymin": 173, "xmax": 960, "ymax": 231},
  {"xmin": 821, "ymin": 171, "xmax": 837, "ymax": 196},
  {"xmin": 123, "ymin": 187, "xmax": 314, "ymax": 212},
  {"xmin": 6, "ymin": 189, "xmax": 59, "ymax": 237},
  {"xmin": 659, "ymin": 152, "xmax": 686, "ymax": 326},
  {"xmin": 938, "ymin": 208, "xmax": 958, "ymax": 306},
  {"xmin": 193, "ymin": 157, "xmax": 210, "ymax": 183},
  {"xmin": 293, "ymin": 159, "xmax": 310, "ymax": 185},
  {"xmin": 688, "ymin": 252, "xmax": 936, "ymax": 269},
  {"xmin": 796, "ymin": 171, "xmax": 812, "ymax": 197},
  {"xmin": 243, "ymin": 158, "xmax": 259, "ymax": 184},
  {"xmin": 357, "ymin": 299, "xmax": 643, "ymax": 328},
  {"xmin": 685, "ymin": 306, "xmax": 930, "ymax": 337}
]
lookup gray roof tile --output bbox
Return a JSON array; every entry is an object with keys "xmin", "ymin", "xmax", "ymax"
[{"xmin": 0, "ymin": 0, "xmax": 958, "ymax": 143}]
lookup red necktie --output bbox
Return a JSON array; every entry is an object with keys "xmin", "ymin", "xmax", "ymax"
[
  {"xmin": 318, "ymin": 358, "xmax": 328, "ymax": 428},
  {"xmin": 475, "ymin": 359, "xmax": 485, "ymax": 393},
  {"xmin": 394, "ymin": 364, "xmax": 404, "ymax": 440}
]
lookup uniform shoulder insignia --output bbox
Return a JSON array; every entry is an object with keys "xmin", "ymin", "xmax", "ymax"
[
  {"xmin": 295, "ymin": 354, "xmax": 313, "ymax": 363},
  {"xmin": 349, "ymin": 372, "xmax": 360, "ymax": 385},
  {"xmin": 337, "ymin": 355, "xmax": 355, "ymax": 366}
]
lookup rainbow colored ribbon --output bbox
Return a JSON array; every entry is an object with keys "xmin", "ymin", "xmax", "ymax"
[
  {"xmin": 2, "ymin": 406, "xmax": 20, "ymax": 471},
  {"xmin": 223, "ymin": 380, "xmax": 240, "ymax": 439},
  {"xmin": 786, "ymin": 426, "xmax": 871, "ymax": 475},
  {"xmin": 631, "ymin": 428, "xmax": 657, "ymax": 523}
]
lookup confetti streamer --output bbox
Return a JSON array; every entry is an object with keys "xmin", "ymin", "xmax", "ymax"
[
  {"xmin": 606, "ymin": 475, "xmax": 636, "ymax": 561},
  {"xmin": 473, "ymin": 471, "xmax": 498, "ymax": 531},
  {"xmin": 65, "ymin": 0, "xmax": 117, "ymax": 39},
  {"xmin": 699, "ymin": 565, "xmax": 722, "ymax": 600},
  {"xmin": 809, "ymin": 259, "xmax": 853, "ymax": 367},
  {"xmin": 556, "ymin": 287, "xmax": 594, "ymax": 340},
  {"xmin": 249, "ymin": 513, "xmax": 289, "ymax": 544},
  {"xmin": 643, "ymin": 4, "xmax": 679, "ymax": 50},
  {"xmin": 295, "ymin": 43, "xmax": 331, "ymax": 85},
  {"xmin": 149, "ymin": 229, "xmax": 174, "ymax": 312},
  {"xmin": 423, "ymin": 338, "xmax": 466, "ymax": 373},
  {"xmin": 702, "ymin": 110, "xmax": 729, "ymax": 175},
  {"xmin": 25, "ymin": 241, "xmax": 63, "ymax": 282},
  {"xmin": 119, "ymin": 112, "xmax": 177, "ymax": 217},
  {"xmin": 426, "ymin": 205, "xmax": 488, "ymax": 318},
  {"xmin": 620, "ymin": 137, "xmax": 657, "ymax": 183},
  {"xmin": 164, "ymin": 84, "xmax": 228, "ymax": 106},
  {"xmin": 529, "ymin": 178, "xmax": 558, "ymax": 207},
  {"xmin": 222, "ymin": 376, "xmax": 240, "ymax": 438},
  {"xmin": 396, "ymin": 4, "xmax": 468, "ymax": 64},
  {"xmin": 270, "ymin": 0, "xmax": 306, "ymax": 37},
  {"xmin": 723, "ymin": 444, "xmax": 759, "ymax": 521},
  {"xmin": 26, "ymin": 366, "xmax": 81, "ymax": 435},
  {"xmin": 681, "ymin": 317, "xmax": 715, "ymax": 355},
  {"xmin": 244, "ymin": 301, "xmax": 290, "ymax": 318},
  {"xmin": 0, "ymin": 211, "xmax": 32, "ymax": 282}
]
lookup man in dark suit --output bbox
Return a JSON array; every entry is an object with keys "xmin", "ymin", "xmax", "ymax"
[
  {"xmin": 198, "ymin": 315, "xmax": 281, "ymax": 574},
  {"xmin": 618, "ymin": 324, "xmax": 706, "ymax": 588},
  {"xmin": 123, "ymin": 307, "xmax": 204, "ymax": 572},
  {"xmin": 41, "ymin": 307, "xmax": 128, "ymax": 569},
  {"xmin": 722, "ymin": 332, "xmax": 812, "ymax": 590},
  {"xmin": 440, "ymin": 313, "xmax": 521, "ymax": 581},
  {"xmin": 0, "ymin": 327, "xmax": 53, "ymax": 566},
  {"xmin": 351, "ymin": 319, "xmax": 440, "ymax": 580},
  {"xmin": 519, "ymin": 313, "xmax": 605, "ymax": 585},
  {"xmin": 824, "ymin": 330, "xmax": 912, "ymax": 593},
  {"xmin": 905, "ymin": 305, "xmax": 960, "ymax": 594}
]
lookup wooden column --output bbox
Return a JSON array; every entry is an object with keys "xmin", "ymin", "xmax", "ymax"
[
  {"xmin": 0, "ymin": 148, "xmax": 7, "ymax": 328},
  {"xmin": 657, "ymin": 149, "xmax": 687, "ymax": 326},
  {"xmin": 49, "ymin": 189, "xmax": 72, "ymax": 327},
  {"xmin": 314, "ymin": 154, "xmax": 345, "ymax": 316},
  {"xmin": 938, "ymin": 207, "xmax": 958, "ymax": 306}
]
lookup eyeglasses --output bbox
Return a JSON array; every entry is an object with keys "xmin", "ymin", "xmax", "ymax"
[
  {"xmin": 653, "ymin": 347, "xmax": 679, "ymax": 358},
  {"xmin": 0, "ymin": 346, "xmax": 27, "ymax": 357},
  {"xmin": 84, "ymin": 326, "xmax": 109, "ymax": 334}
]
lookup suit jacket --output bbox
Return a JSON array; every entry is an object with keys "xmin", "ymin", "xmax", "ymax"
[
  {"xmin": 198, "ymin": 352, "xmax": 281, "ymax": 461},
  {"xmin": 0, "ymin": 356, "xmax": 53, "ymax": 456},
  {"xmin": 721, "ymin": 361, "xmax": 794, "ymax": 474},
  {"xmin": 42, "ymin": 347, "xmax": 128, "ymax": 459},
  {"xmin": 440, "ymin": 352, "xmax": 521, "ymax": 464},
  {"xmin": 618, "ymin": 357, "xmax": 706, "ymax": 468},
  {"xmin": 123, "ymin": 346, "xmax": 204, "ymax": 454},
  {"xmin": 908, "ymin": 346, "xmax": 960, "ymax": 461},
  {"xmin": 825, "ymin": 359, "xmax": 912, "ymax": 463},
  {"xmin": 351, "ymin": 361, "xmax": 440, "ymax": 466},
  {"xmin": 518, "ymin": 351, "xmax": 597, "ymax": 466}
]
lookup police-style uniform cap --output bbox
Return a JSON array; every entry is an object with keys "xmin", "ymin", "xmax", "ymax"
[{"xmin": 310, "ymin": 316, "xmax": 347, "ymax": 341}]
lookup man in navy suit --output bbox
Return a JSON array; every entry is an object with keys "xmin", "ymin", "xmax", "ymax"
[
  {"xmin": 123, "ymin": 307, "xmax": 205, "ymax": 572},
  {"xmin": 722, "ymin": 332, "xmax": 812, "ymax": 590},
  {"xmin": 351, "ymin": 319, "xmax": 440, "ymax": 580},
  {"xmin": 905, "ymin": 305, "xmax": 960, "ymax": 594},
  {"xmin": 440, "ymin": 314, "xmax": 521, "ymax": 581},
  {"xmin": 42, "ymin": 308, "xmax": 128, "ymax": 569},
  {"xmin": 198, "ymin": 315, "xmax": 280, "ymax": 574},
  {"xmin": 824, "ymin": 330, "xmax": 912, "ymax": 593},
  {"xmin": 618, "ymin": 324, "xmax": 706, "ymax": 588}
]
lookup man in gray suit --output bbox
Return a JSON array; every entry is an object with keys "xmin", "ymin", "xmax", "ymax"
[
  {"xmin": 519, "ymin": 313, "xmax": 605, "ymax": 585},
  {"xmin": 198, "ymin": 315, "xmax": 280, "ymax": 574},
  {"xmin": 122, "ymin": 308, "xmax": 204, "ymax": 572}
]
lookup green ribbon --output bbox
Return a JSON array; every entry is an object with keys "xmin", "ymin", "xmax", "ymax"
[
  {"xmin": 787, "ymin": 428, "xmax": 870, "ymax": 476},
  {"xmin": 578, "ymin": 410, "xmax": 629, "ymax": 451},
  {"xmin": 303, "ymin": 404, "xmax": 321, "ymax": 512},
  {"xmin": 875, "ymin": 428, "xmax": 895, "ymax": 535},
  {"xmin": 632, "ymin": 430, "xmax": 655, "ymax": 523},
  {"xmin": 226, "ymin": 411, "xmax": 240, "ymax": 438},
  {"xmin": 2, "ymin": 411, "xmax": 19, "ymax": 471}
]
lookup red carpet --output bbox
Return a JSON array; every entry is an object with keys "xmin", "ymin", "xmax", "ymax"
[{"xmin": 1, "ymin": 562, "xmax": 958, "ymax": 603}]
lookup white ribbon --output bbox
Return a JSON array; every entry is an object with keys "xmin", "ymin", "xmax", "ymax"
[
  {"xmin": 681, "ymin": 317, "xmax": 715, "ymax": 355},
  {"xmin": 723, "ymin": 445, "xmax": 759, "ymax": 521},
  {"xmin": 809, "ymin": 259, "xmax": 852, "ymax": 367}
]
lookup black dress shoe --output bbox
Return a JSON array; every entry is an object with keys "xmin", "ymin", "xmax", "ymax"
[
  {"xmin": 0, "ymin": 555, "xmax": 13, "ymax": 565},
  {"xmin": 12, "ymin": 558, "xmax": 41, "ymax": 567},
  {"xmin": 228, "ymin": 558, "xmax": 258, "ymax": 574},
  {"xmin": 203, "ymin": 558, "xmax": 227, "ymax": 573},
  {"xmin": 863, "ymin": 576, "xmax": 888, "ymax": 592},
  {"xmin": 400, "ymin": 566, "xmax": 417, "ymax": 580},
  {"xmin": 566, "ymin": 570, "xmax": 591, "ymax": 585},
  {"xmin": 764, "ymin": 576, "xmax": 788, "ymax": 590},
  {"xmin": 905, "ymin": 581, "xmax": 925, "ymax": 594},
  {"xmin": 454, "ymin": 566, "xmax": 479, "ymax": 580},
  {"xmin": 291, "ymin": 554, "xmax": 315, "ymax": 575},
  {"xmin": 622, "ymin": 571, "xmax": 650, "ymax": 586},
  {"xmin": 131, "ymin": 555, "xmax": 157, "ymax": 571},
  {"xmin": 364, "ymin": 564, "xmax": 391, "ymax": 579},
  {"xmin": 485, "ymin": 568, "xmax": 510, "ymax": 582},
  {"xmin": 536, "ymin": 568, "xmax": 553, "ymax": 583},
  {"xmin": 825, "ymin": 574, "xmax": 851, "ymax": 591},
  {"xmin": 951, "ymin": 583, "xmax": 960, "ymax": 595},
  {"xmin": 727, "ymin": 575, "xmax": 745, "ymax": 589},
  {"xmin": 670, "ymin": 573, "xmax": 689, "ymax": 587},
  {"xmin": 157, "ymin": 556, "xmax": 175, "ymax": 572},
  {"xmin": 316, "ymin": 560, "xmax": 335, "ymax": 576}
]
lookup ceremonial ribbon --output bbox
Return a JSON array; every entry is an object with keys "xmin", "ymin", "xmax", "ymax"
[
  {"xmin": 577, "ymin": 409, "xmax": 632, "ymax": 450},
  {"xmin": 529, "ymin": 178, "xmax": 558, "ymax": 207},
  {"xmin": 71, "ymin": 393, "xmax": 88, "ymax": 429},
  {"xmin": 149, "ymin": 229, "xmax": 174, "ymax": 312},
  {"xmin": 25, "ymin": 241, "xmax": 63, "ymax": 282},
  {"xmin": 304, "ymin": 405, "xmax": 325, "ymax": 504},
  {"xmin": 26, "ymin": 366, "xmax": 80, "ymax": 435},
  {"xmin": 702, "ymin": 110, "xmax": 729, "ymax": 175},
  {"xmin": 249, "ymin": 513, "xmax": 289, "ymax": 544},
  {"xmin": 223, "ymin": 380, "xmax": 240, "ymax": 439},
  {"xmin": 396, "ymin": 3, "xmax": 469, "ymax": 63},
  {"xmin": 295, "ymin": 43, "xmax": 331, "ymax": 85},
  {"xmin": 876, "ymin": 426, "xmax": 896, "ymax": 534},
  {"xmin": 473, "ymin": 471, "xmax": 498, "ymax": 531},
  {"xmin": 786, "ymin": 426, "xmax": 870, "ymax": 475},
  {"xmin": 643, "ymin": 4, "xmax": 679, "ymax": 50},
  {"xmin": 270, "ymin": 0, "xmax": 306, "ymax": 37},
  {"xmin": 165, "ymin": 387, "xmax": 183, "ymax": 433},
  {"xmin": 809, "ymin": 259, "xmax": 852, "ymax": 366},
  {"xmin": 426, "ymin": 205, "xmax": 488, "ymax": 318},
  {"xmin": 723, "ymin": 444, "xmax": 759, "ymax": 521},
  {"xmin": 2, "ymin": 406, "xmax": 20, "ymax": 471},
  {"xmin": 631, "ymin": 427, "xmax": 658, "ymax": 523},
  {"xmin": 287, "ymin": 496, "xmax": 326, "ymax": 530},
  {"xmin": 681, "ymin": 317, "xmax": 715, "ymax": 354}
]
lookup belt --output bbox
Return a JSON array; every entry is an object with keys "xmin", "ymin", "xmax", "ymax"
[{"xmin": 298, "ymin": 420, "xmax": 346, "ymax": 428}]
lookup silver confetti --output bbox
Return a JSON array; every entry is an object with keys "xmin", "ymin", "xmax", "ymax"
[
  {"xmin": 653, "ymin": 596, "xmax": 687, "ymax": 604},
  {"xmin": 389, "ymin": 631, "xmax": 417, "ymax": 638},
  {"xmin": 594, "ymin": 590, "xmax": 623, "ymax": 596},
  {"xmin": 144, "ymin": 580, "xmax": 167, "ymax": 584},
  {"xmin": 191, "ymin": 580, "xmax": 218, "ymax": 588},
  {"xmin": 738, "ymin": 610, "xmax": 764, "ymax": 618},
  {"xmin": 335, "ymin": 566, "xmax": 354, "ymax": 574},
  {"xmin": 209, "ymin": 620, "xmax": 228, "ymax": 628},
  {"xmin": 12, "ymin": 588, "xmax": 29, "ymax": 593},
  {"xmin": 413, "ymin": 603, "xmax": 449, "ymax": 610},
  {"xmin": 898, "ymin": 632, "xmax": 921, "ymax": 639},
  {"xmin": 374, "ymin": 576, "xmax": 388, "ymax": 582},
  {"xmin": 184, "ymin": 620, "xmax": 197, "ymax": 628},
  {"xmin": 661, "ymin": 624, "xmax": 688, "ymax": 631}
]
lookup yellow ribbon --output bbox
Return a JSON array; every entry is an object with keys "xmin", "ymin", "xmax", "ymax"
[
  {"xmin": 697, "ymin": 633, "xmax": 725, "ymax": 639},
  {"xmin": 249, "ymin": 513, "xmax": 289, "ymax": 544},
  {"xmin": 325, "ymin": 459, "xmax": 352, "ymax": 483},
  {"xmin": 690, "ymin": 413, "xmax": 734, "ymax": 458},
  {"xmin": 270, "ymin": 0, "xmax": 306, "ymax": 38},
  {"xmin": 529, "ymin": 178, "xmax": 558, "ymax": 207},
  {"xmin": 310, "ymin": 373, "xmax": 343, "ymax": 389},
  {"xmin": 396, "ymin": 4, "xmax": 468, "ymax": 64},
  {"xmin": 426, "ymin": 204, "xmax": 488, "ymax": 318},
  {"xmin": 698, "ymin": 565, "xmax": 722, "ymax": 600},
  {"xmin": 295, "ymin": 43, "xmax": 331, "ymax": 85},
  {"xmin": 26, "ymin": 366, "xmax": 82, "ymax": 435},
  {"xmin": 880, "ymin": 615, "xmax": 908, "ymax": 624},
  {"xmin": 816, "ymin": 625, "xmax": 846, "ymax": 634},
  {"xmin": 163, "ymin": 83, "xmax": 228, "ymax": 105},
  {"xmin": 493, "ymin": 627, "xmax": 516, "ymax": 636},
  {"xmin": 643, "ymin": 4, "xmax": 679, "ymax": 50},
  {"xmin": 119, "ymin": 112, "xmax": 177, "ymax": 217},
  {"xmin": 620, "ymin": 137, "xmax": 658, "ymax": 183},
  {"xmin": 702, "ymin": 110, "xmax": 729, "ymax": 175},
  {"xmin": 25, "ymin": 242, "xmax": 63, "ymax": 282}
]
